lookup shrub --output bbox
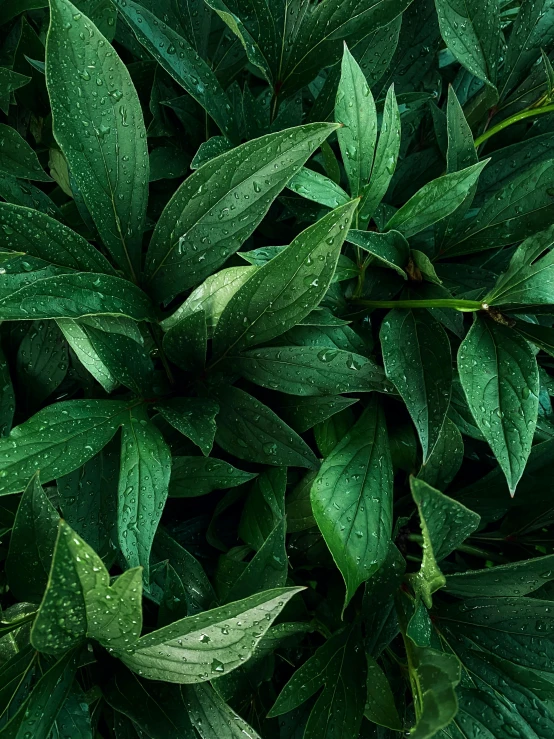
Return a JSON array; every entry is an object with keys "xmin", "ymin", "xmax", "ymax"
[{"xmin": 1, "ymin": 0, "xmax": 554, "ymax": 736}]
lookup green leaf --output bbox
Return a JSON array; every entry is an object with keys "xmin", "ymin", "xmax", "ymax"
[
  {"xmin": 114, "ymin": 0, "xmax": 238, "ymax": 143},
  {"xmin": 234, "ymin": 345, "xmax": 390, "ymax": 396},
  {"xmin": 213, "ymin": 200, "xmax": 357, "ymax": 358},
  {"xmin": 163, "ymin": 310, "xmax": 207, "ymax": 372},
  {"xmin": 502, "ymin": 0, "xmax": 554, "ymax": 94},
  {"xmin": 0, "ymin": 202, "xmax": 115, "ymax": 274},
  {"xmin": 46, "ymin": 0, "xmax": 149, "ymax": 279},
  {"xmin": 0, "ymin": 272, "xmax": 154, "ymax": 321},
  {"xmin": 53, "ymin": 684, "xmax": 93, "ymax": 739},
  {"xmin": 0, "ymin": 400, "xmax": 130, "ymax": 496},
  {"xmin": 118, "ymin": 406, "xmax": 171, "ymax": 576},
  {"xmin": 408, "ymin": 645, "xmax": 461, "ymax": 739},
  {"xmin": 279, "ymin": 395, "xmax": 359, "ymax": 434},
  {"xmin": 286, "ymin": 471, "xmax": 318, "ymax": 533},
  {"xmin": 358, "ymin": 84, "xmax": 401, "ymax": 226},
  {"xmin": 169, "ymin": 457, "xmax": 256, "ymax": 497},
  {"xmin": 16, "ymin": 320, "xmax": 68, "ymax": 405},
  {"xmin": 434, "ymin": 0, "xmax": 500, "ymax": 87},
  {"xmin": 445, "ymin": 554, "xmax": 554, "ymax": 597},
  {"xmin": 268, "ymin": 627, "xmax": 367, "ymax": 739},
  {"xmin": 239, "ymin": 467, "xmax": 286, "ymax": 550},
  {"xmin": 408, "ymin": 477, "xmax": 480, "ymax": 607},
  {"xmin": 347, "ymin": 229, "xmax": 409, "ymax": 277},
  {"xmin": 381, "ymin": 309, "xmax": 452, "ymax": 460},
  {"xmin": 211, "ymin": 385, "xmax": 318, "ymax": 469},
  {"xmin": 84, "ymin": 325, "xmax": 154, "ymax": 395},
  {"xmin": 31, "ymin": 520, "xmax": 142, "ymax": 654},
  {"xmin": 120, "ymin": 587, "xmax": 303, "ymax": 683},
  {"xmin": 418, "ymin": 417, "xmax": 463, "ymax": 489},
  {"xmin": 513, "ymin": 319, "xmax": 554, "ymax": 358},
  {"xmin": 0, "ymin": 124, "xmax": 51, "ymax": 182},
  {"xmin": 384, "ymin": 161, "xmax": 488, "ymax": 238},
  {"xmin": 0, "ymin": 68, "xmax": 30, "ymax": 116},
  {"xmin": 336, "ymin": 44, "xmax": 377, "ymax": 198},
  {"xmin": 185, "ymin": 683, "xmax": 261, "ymax": 739},
  {"xmin": 0, "ymin": 344, "xmax": 14, "ymax": 438},
  {"xmin": 287, "ymin": 167, "xmax": 350, "ymax": 209},
  {"xmin": 154, "ymin": 398, "xmax": 219, "ymax": 456},
  {"xmin": 364, "ymin": 655, "xmax": 402, "ymax": 730},
  {"xmin": 458, "ymin": 316, "xmax": 540, "ymax": 494},
  {"xmin": 6, "ymin": 473, "xmax": 59, "ymax": 603},
  {"xmin": 56, "ymin": 319, "xmax": 118, "ymax": 392},
  {"xmin": 484, "ymin": 225, "xmax": 554, "ymax": 309},
  {"xmin": 311, "ymin": 398, "xmax": 393, "ymax": 607},
  {"xmin": 145, "ymin": 123, "xmax": 340, "ymax": 303}
]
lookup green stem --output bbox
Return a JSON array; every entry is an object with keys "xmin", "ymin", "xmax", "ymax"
[
  {"xmin": 355, "ymin": 298, "xmax": 483, "ymax": 312},
  {"xmin": 474, "ymin": 103, "xmax": 554, "ymax": 147}
]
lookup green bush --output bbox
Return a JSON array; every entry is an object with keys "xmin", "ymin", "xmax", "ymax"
[{"xmin": 1, "ymin": 0, "xmax": 554, "ymax": 736}]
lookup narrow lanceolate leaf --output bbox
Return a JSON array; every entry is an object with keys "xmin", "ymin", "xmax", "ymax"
[
  {"xmin": 408, "ymin": 477, "xmax": 480, "ymax": 607},
  {"xmin": 212, "ymin": 385, "xmax": 318, "ymax": 469},
  {"xmin": 311, "ymin": 398, "xmax": 393, "ymax": 608},
  {"xmin": 6, "ymin": 473, "xmax": 59, "ymax": 603},
  {"xmin": 502, "ymin": 0, "xmax": 554, "ymax": 94},
  {"xmin": 0, "ymin": 123, "xmax": 51, "ymax": 181},
  {"xmin": 114, "ymin": 0, "xmax": 238, "ymax": 143},
  {"xmin": 336, "ymin": 44, "xmax": 377, "ymax": 197},
  {"xmin": 84, "ymin": 326, "xmax": 154, "ymax": 395},
  {"xmin": 155, "ymin": 397, "xmax": 219, "ymax": 456},
  {"xmin": 46, "ymin": 0, "xmax": 149, "ymax": 279},
  {"xmin": 0, "ymin": 68, "xmax": 30, "ymax": 115},
  {"xmin": 0, "ymin": 202, "xmax": 115, "ymax": 273},
  {"xmin": 118, "ymin": 406, "xmax": 171, "ymax": 577},
  {"xmin": 418, "ymin": 417, "xmax": 463, "ymax": 490},
  {"xmin": 0, "ymin": 344, "xmax": 14, "ymax": 437},
  {"xmin": 458, "ymin": 316, "xmax": 540, "ymax": 495},
  {"xmin": 358, "ymin": 84, "xmax": 401, "ymax": 225},
  {"xmin": 0, "ymin": 273, "xmax": 154, "ymax": 321},
  {"xmin": 186, "ymin": 683, "xmax": 261, "ymax": 739},
  {"xmin": 239, "ymin": 467, "xmax": 286, "ymax": 550},
  {"xmin": 445, "ymin": 554, "xmax": 554, "ymax": 598},
  {"xmin": 31, "ymin": 521, "xmax": 142, "ymax": 654},
  {"xmin": 0, "ymin": 400, "xmax": 130, "ymax": 496},
  {"xmin": 213, "ymin": 200, "xmax": 357, "ymax": 358},
  {"xmin": 287, "ymin": 167, "xmax": 351, "ymax": 208},
  {"xmin": 121, "ymin": 587, "xmax": 303, "ymax": 683},
  {"xmin": 347, "ymin": 229, "xmax": 409, "ymax": 277},
  {"xmin": 381, "ymin": 309, "xmax": 452, "ymax": 461},
  {"xmin": 234, "ymin": 345, "xmax": 390, "ymax": 396},
  {"xmin": 408, "ymin": 645, "xmax": 461, "ymax": 739},
  {"xmin": 169, "ymin": 457, "xmax": 256, "ymax": 497},
  {"xmin": 145, "ymin": 123, "xmax": 339, "ymax": 303},
  {"xmin": 57, "ymin": 319, "xmax": 118, "ymax": 392},
  {"xmin": 434, "ymin": 0, "xmax": 500, "ymax": 87},
  {"xmin": 384, "ymin": 161, "xmax": 488, "ymax": 238}
]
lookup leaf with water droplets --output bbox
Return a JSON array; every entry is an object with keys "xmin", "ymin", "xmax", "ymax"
[
  {"xmin": 185, "ymin": 682, "xmax": 261, "ymax": 739},
  {"xmin": 0, "ymin": 123, "xmax": 51, "ymax": 182},
  {"xmin": 381, "ymin": 309, "xmax": 452, "ymax": 461},
  {"xmin": 213, "ymin": 200, "xmax": 357, "ymax": 359},
  {"xmin": 287, "ymin": 166, "xmax": 350, "ymax": 209},
  {"xmin": 118, "ymin": 406, "xmax": 171, "ymax": 578},
  {"xmin": 46, "ymin": 0, "xmax": 149, "ymax": 279},
  {"xmin": 445, "ymin": 554, "xmax": 554, "ymax": 598},
  {"xmin": 169, "ymin": 456, "xmax": 256, "ymax": 497},
  {"xmin": 408, "ymin": 476, "xmax": 480, "ymax": 608},
  {"xmin": 364, "ymin": 654, "xmax": 402, "ymax": 730},
  {"xmin": 311, "ymin": 397, "xmax": 393, "ymax": 608},
  {"xmin": 84, "ymin": 324, "xmax": 154, "ymax": 395},
  {"xmin": 502, "ymin": 0, "xmax": 554, "ymax": 94},
  {"xmin": 347, "ymin": 228, "xmax": 409, "ymax": 277},
  {"xmin": 162, "ymin": 309, "xmax": 207, "ymax": 373},
  {"xmin": 0, "ymin": 399, "xmax": 130, "ymax": 496},
  {"xmin": 418, "ymin": 417, "xmax": 463, "ymax": 490},
  {"xmin": 144, "ymin": 123, "xmax": 339, "ymax": 303},
  {"xmin": 57, "ymin": 318, "xmax": 118, "ymax": 392},
  {"xmin": 458, "ymin": 315, "xmax": 540, "ymax": 495},
  {"xmin": 155, "ymin": 397, "xmax": 219, "ymax": 456},
  {"xmin": 121, "ymin": 586, "xmax": 303, "ymax": 683},
  {"xmin": 0, "ymin": 68, "xmax": 30, "ymax": 115},
  {"xmin": 6, "ymin": 472, "xmax": 59, "ymax": 603},
  {"xmin": 31, "ymin": 520, "xmax": 143, "ymax": 655}
]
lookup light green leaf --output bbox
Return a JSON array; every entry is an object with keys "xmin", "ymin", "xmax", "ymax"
[
  {"xmin": 155, "ymin": 398, "xmax": 219, "ymax": 456},
  {"xmin": 46, "ymin": 0, "xmax": 149, "ymax": 279},
  {"xmin": 287, "ymin": 167, "xmax": 350, "ymax": 208},
  {"xmin": 358, "ymin": 84, "xmax": 401, "ymax": 225},
  {"xmin": 6, "ymin": 472, "xmax": 59, "ymax": 603},
  {"xmin": 0, "ymin": 399, "xmax": 130, "ymax": 496},
  {"xmin": 118, "ymin": 406, "xmax": 171, "ymax": 577},
  {"xmin": 347, "ymin": 228, "xmax": 409, "ymax": 277},
  {"xmin": 311, "ymin": 398, "xmax": 393, "ymax": 607},
  {"xmin": 0, "ymin": 124, "xmax": 51, "ymax": 182},
  {"xmin": 31, "ymin": 520, "xmax": 142, "ymax": 654},
  {"xmin": 381, "ymin": 309, "xmax": 452, "ymax": 461},
  {"xmin": 384, "ymin": 161, "xmax": 488, "ymax": 238},
  {"xmin": 120, "ymin": 587, "xmax": 303, "ymax": 683},
  {"xmin": 211, "ymin": 385, "xmax": 318, "ymax": 469},
  {"xmin": 185, "ymin": 683, "xmax": 261, "ymax": 739},
  {"xmin": 336, "ymin": 43, "xmax": 377, "ymax": 197},
  {"xmin": 434, "ymin": 0, "xmax": 500, "ymax": 87},
  {"xmin": 458, "ymin": 316, "xmax": 540, "ymax": 494},
  {"xmin": 114, "ymin": 0, "xmax": 238, "ymax": 143},
  {"xmin": 408, "ymin": 477, "xmax": 480, "ymax": 607},
  {"xmin": 0, "ymin": 272, "xmax": 154, "ymax": 321},
  {"xmin": 234, "ymin": 345, "xmax": 390, "ymax": 396},
  {"xmin": 145, "ymin": 123, "xmax": 339, "ymax": 303},
  {"xmin": 169, "ymin": 457, "xmax": 256, "ymax": 497},
  {"xmin": 213, "ymin": 200, "xmax": 357, "ymax": 358}
]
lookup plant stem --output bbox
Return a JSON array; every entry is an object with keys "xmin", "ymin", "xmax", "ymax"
[
  {"xmin": 474, "ymin": 103, "xmax": 554, "ymax": 147},
  {"xmin": 355, "ymin": 298, "xmax": 483, "ymax": 311}
]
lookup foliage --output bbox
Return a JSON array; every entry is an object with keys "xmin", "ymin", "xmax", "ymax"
[{"xmin": 1, "ymin": 0, "xmax": 554, "ymax": 737}]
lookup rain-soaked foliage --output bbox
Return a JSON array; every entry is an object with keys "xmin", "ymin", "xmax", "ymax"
[{"xmin": 1, "ymin": 0, "xmax": 554, "ymax": 736}]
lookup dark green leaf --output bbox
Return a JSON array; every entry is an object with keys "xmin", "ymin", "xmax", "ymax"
[
  {"xmin": 0, "ymin": 124, "xmax": 50, "ymax": 182},
  {"xmin": 155, "ymin": 398, "xmax": 219, "ymax": 456},
  {"xmin": 185, "ymin": 682, "xmax": 261, "ymax": 739},
  {"xmin": 169, "ymin": 457, "xmax": 256, "ymax": 497}
]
